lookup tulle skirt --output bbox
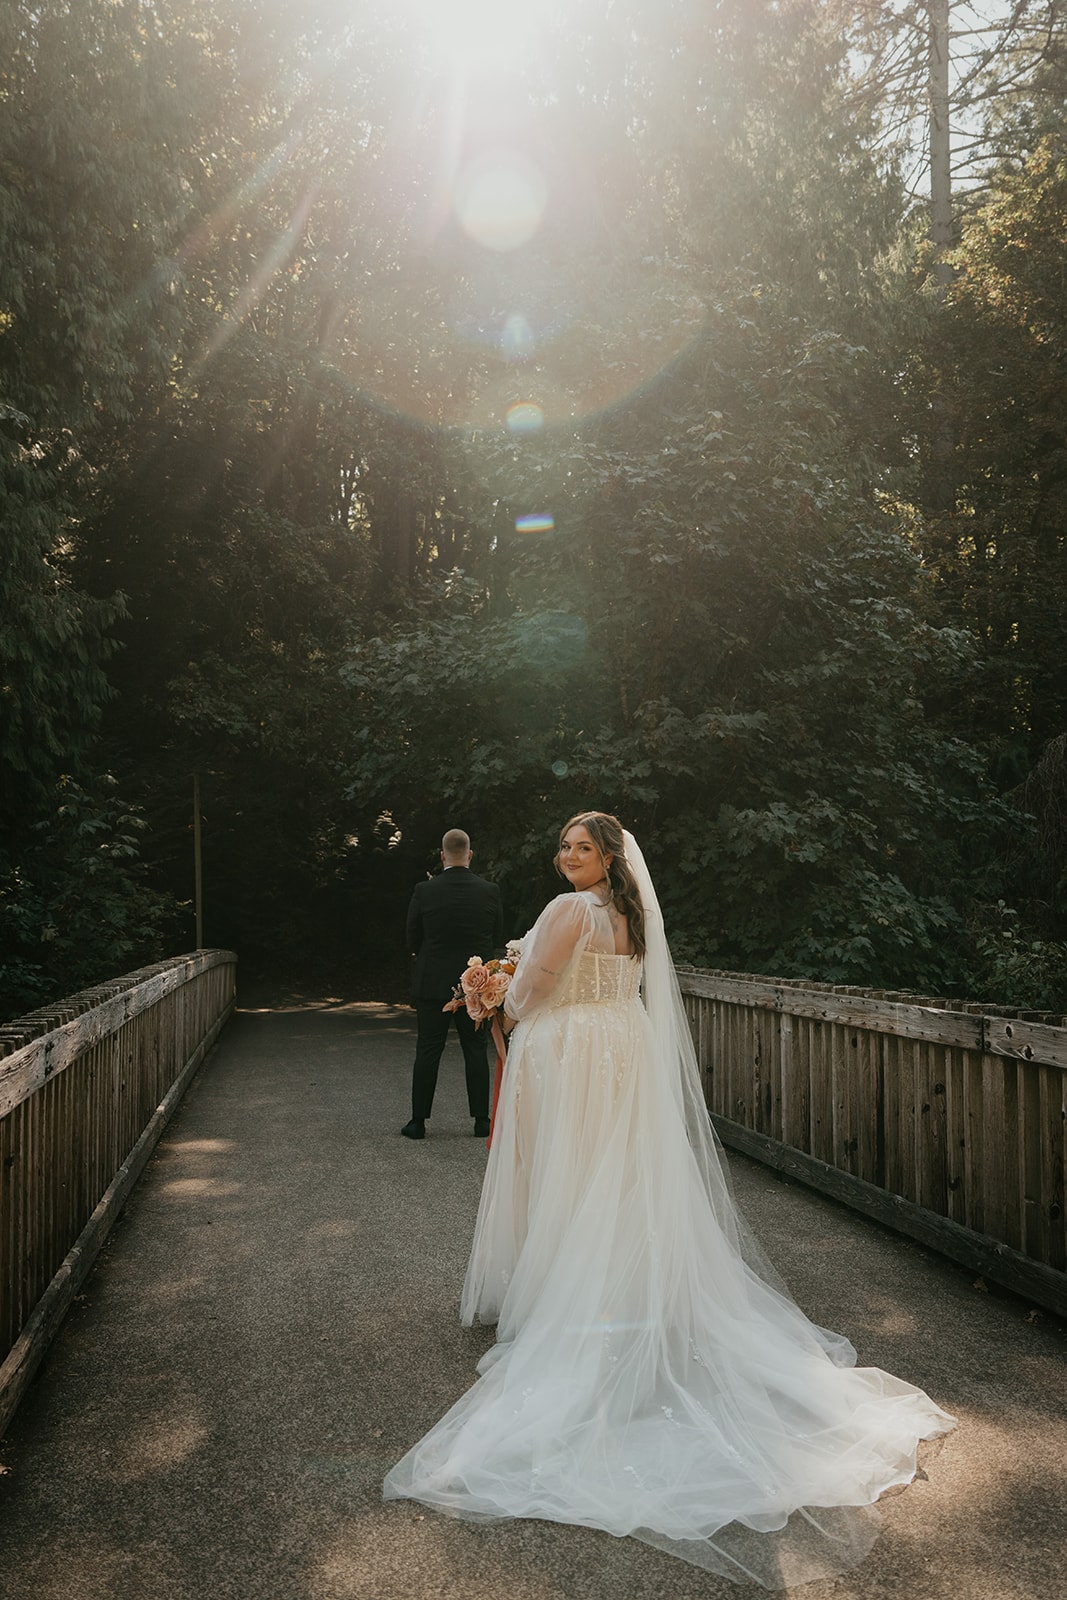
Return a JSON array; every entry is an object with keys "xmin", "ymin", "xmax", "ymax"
[{"xmin": 384, "ymin": 995, "xmax": 954, "ymax": 1587}]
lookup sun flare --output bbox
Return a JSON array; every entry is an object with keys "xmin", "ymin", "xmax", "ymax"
[{"xmin": 402, "ymin": 0, "xmax": 548, "ymax": 71}]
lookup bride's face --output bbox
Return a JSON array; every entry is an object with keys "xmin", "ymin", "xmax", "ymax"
[{"xmin": 559, "ymin": 825, "xmax": 611, "ymax": 892}]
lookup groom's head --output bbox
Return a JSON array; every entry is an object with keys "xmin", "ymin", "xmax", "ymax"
[{"xmin": 441, "ymin": 828, "xmax": 472, "ymax": 868}]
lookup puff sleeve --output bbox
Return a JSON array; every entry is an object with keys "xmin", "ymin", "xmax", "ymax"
[{"xmin": 502, "ymin": 893, "xmax": 596, "ymax": 1022}]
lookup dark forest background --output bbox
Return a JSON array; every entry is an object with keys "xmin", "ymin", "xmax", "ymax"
[{"xmin": 2, "ymin": 0, "xmax": 1066, "ymax": 1019}]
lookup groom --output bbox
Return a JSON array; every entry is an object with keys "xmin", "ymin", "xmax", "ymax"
[{"xmin": 402, "ymin": 828, "xmax": 504, "ymax": 1140}]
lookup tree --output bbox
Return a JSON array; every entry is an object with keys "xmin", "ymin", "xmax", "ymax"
[
  {"xmin": 0, "ymin": 0, "xmax": 199, "ymax": 1012},
  {"xmin": 911, "ymin": 135, "xmax": 1067, "ymax": 762},
  {"xmin": 3, "ymin": 0, "xmax": 1060, "ymax": 1010},
  {"xmin": 342, "ymin": 277, "xmax": 1003, "ymax": 990}
]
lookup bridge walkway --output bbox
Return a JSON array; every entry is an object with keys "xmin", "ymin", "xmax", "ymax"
[{"xmin": 0, "ymin": 997, "xmax": 1063, "ymax": 1600}]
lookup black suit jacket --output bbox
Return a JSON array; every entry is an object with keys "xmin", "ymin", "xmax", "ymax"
[{"xmin": 406, "ymin": 867, "xmax": 504, "ymax": 1002}]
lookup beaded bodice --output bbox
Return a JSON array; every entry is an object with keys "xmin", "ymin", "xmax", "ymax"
[{"xmin": 550, "ymin": 949, "xmax": 642, "ymax": 1008}]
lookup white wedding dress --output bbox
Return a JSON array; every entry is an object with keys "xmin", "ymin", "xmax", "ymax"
[{"xmin": 384, "ymin": 836, "xmax": 954, "ymax": 1588}]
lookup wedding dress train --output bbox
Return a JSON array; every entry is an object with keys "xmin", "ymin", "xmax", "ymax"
[{"xmin": 384, "ymin": 838, "xmax": 954, "ymax": 1588}]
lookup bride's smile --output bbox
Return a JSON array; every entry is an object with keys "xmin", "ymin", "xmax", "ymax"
[{"xmin": 558, "ymin": 824, "xmax": 612, "ymax": 893}]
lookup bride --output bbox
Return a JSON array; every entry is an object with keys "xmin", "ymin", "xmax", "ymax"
[{"xmin": 384, "ymin": 811, "xmax": 954, "ymax": 1587}]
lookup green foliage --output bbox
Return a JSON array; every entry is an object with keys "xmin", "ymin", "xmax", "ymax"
[
  {"xmin": 0, "ymin": 0, "xmax": 1062, "ymax": 1009},
  {"xmin": 0, "ymin": 438, "xmax": 126, "ymax": 819},
  {"xmin": 340, "ymin": 287, "xmax": 1007, "ymax": 990},
  {"xmin": 910, "ymin": 135, "xmax": 1067, "ymax": 762},
  {"xmin": 969, "ymin": 902, "xmax": 1067, "ymax": 1012},
  {"xmin": 0, "ymin": 1, "xmax": 202, "ymax": 1011},
  {"xmin": 0, "ymin": 774, "xmax": 173, "ymax": 1019}
]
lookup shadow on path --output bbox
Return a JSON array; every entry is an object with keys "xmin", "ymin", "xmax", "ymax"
[{"xmin": 0, "ymin": 1000, "xmax": 1064, "ymax": 1600}]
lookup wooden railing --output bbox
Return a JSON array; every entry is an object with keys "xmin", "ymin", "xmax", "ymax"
[
  {"xmin": 0, "ymin": 950, "xmax": 237, "ymax": 1431},
  {"xmin": 679, "ymin": 968, "xmax": 1067, "ymax": 1317}
]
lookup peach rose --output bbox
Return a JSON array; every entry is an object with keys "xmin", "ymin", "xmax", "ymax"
[
  {"xmin": 482, "ymin": 971, "xmax": 510, "ymax": 1010},
  {"xmin": 465, "ymin": 993, "xmax": 490, "ymax": 1022},
  {"xmin": 461, "ymin": 963, "xmax": 489, "ymax": 995}
]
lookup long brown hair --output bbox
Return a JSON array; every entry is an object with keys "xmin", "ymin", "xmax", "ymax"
[{"xmin": 555, "ymin": 811, "xmax": 646, "ymax": 957}]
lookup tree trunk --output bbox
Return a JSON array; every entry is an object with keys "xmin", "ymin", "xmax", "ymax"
[{"xmin": 929, "ymin": 0, "xmax": 953, "ymax": 291}]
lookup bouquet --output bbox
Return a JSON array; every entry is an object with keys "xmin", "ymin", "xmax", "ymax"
[
  {"xmin": 443, "ymin": 943, "xmax": 522, "ymax": 1024},
  {"xmin": 445, "ymin": 942, "xmax": 523, "ymax": 1149}
]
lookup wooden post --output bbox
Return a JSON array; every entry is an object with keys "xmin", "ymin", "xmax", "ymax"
[{"xmin": 193, "ymin": 774, "xmax": 203, "ymax": 950}]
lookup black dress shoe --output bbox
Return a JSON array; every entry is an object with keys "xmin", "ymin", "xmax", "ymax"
[
  {"xmin": 401, "ymin": 1118, "xmax": 426, "ymax": 1139},
  {"xmin": 474, "ymin": 1117, "xmax": 491, "ymax": 1138}
]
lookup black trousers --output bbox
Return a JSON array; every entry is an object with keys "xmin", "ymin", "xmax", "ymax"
[{"xmin": 411, "ymin": 1000, "xmax": 491, "ymax": 1121}]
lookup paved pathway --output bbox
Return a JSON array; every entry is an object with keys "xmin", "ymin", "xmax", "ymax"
[{"xmin": 0, "ymin": 1000, "xmax": 1064, "ymax": 1600}]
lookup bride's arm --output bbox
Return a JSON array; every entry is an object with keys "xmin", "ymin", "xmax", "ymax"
[{"xmin": 502, "ymin": 895, "xmax": 592, "ymax": 1025}]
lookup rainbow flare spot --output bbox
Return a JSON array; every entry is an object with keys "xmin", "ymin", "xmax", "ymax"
[
  {"xmin": 514, "ymin": 513, "xmax": 555, "ymax": 533},
  {"xmin": 506, "ymin": 402, "xmax": 545, "ymax": 434}
]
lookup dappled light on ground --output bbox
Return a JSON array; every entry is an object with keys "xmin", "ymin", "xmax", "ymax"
[
  {"xmin": 160, "ymin": 1177, "xmax": 244, "ymax": 1199},
  {"xmin": 118, "ymin": 1410, "xmax": 212, "ymax": 1484}
]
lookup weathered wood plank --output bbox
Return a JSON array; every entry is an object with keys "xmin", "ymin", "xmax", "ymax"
[
  {"xmin": 677, "ymin": 971, "xmax": 1067, "ymax": 1066},
  {"xmin": 856, "ymin": 1025, "xmax": 879, "ymax": 1187},
  {"xmin": 962, "ymin": 1048, "xmax": 984, "ymax": 1236},
  {"xmin": 883, "ymin": 1030, "xmax": 895, "ymax": 1196},
  {"xmin": 922, "ymin": 1042, "xmax": 950, "ymax": 1224},
  {"xmin": 0, "ymin": 951, "xmax": 236, "ymax": 1117},
  {"xmin": 781, "ymin": 1012, "xmax": 803, "ymax": 1154},
  {"xmin": 713, "ymin": 1116, "xmax": 1067, "ymax": 1319},
  {"xmin": 830, "ymin": 1022, "xmax": 847, "ymax": 1175},
  {"xmin": 851, "ymin": 1026, "xmax": 873, "ymax": 1184},
  {"xmin": 1004, "ymin": 1056, "xmax": 1023, "ymax": 1254},
  {"xmin": 944, "ymin": 1044, "xmax": 966, "ymax": 1229},
  {"xmin": 808, "ymin": 1017, "xmax": 831, "ymax": 1165},
  {"xmin": 751, "ymin": 1010, "xmax": 767, "ymax": 1136},
  {"xmin": 678, "ymin": 972, "xmax": 985, "ymax": 1049},
  {"xmin": 765, "ymin": 1012, "xmax": 784, "ymax": 1144},
  {"xmin": 1055, "ymin": 1067, "xmax": 1067, "ymax": 1273},
  {"xmin": 908, "ymin": 1030, "xmax": 921, "ymax": 1203},
  {"xmin": 729, "ymin": 1005, "xmax": 742, "ymax": 1124},
  {"xmin": 675, "ymin": 964, "xmax": 1067, "ymax": 1287},
  {"xmin": 981, "ymin": 1051, "xmax": 1007, "ymax": 1248},
  {"xmin": 1039, "ymin": 1065, "xmax": 1065, "ymax": 1272},
  {"xmin": 0, "ymin": 1103, "xmax": 16, "ymax": 1353},
  {"xmin": 0, "ymin": 957, "xmax": 235, "ymax": 1414},
  {"xmin": 986, "ymin": 1016, "xmax": 1067, "ymax": 1071},
  {"xmin": 0, "ymin": 1004, "xmax": 232, "ymax": 1435}
]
